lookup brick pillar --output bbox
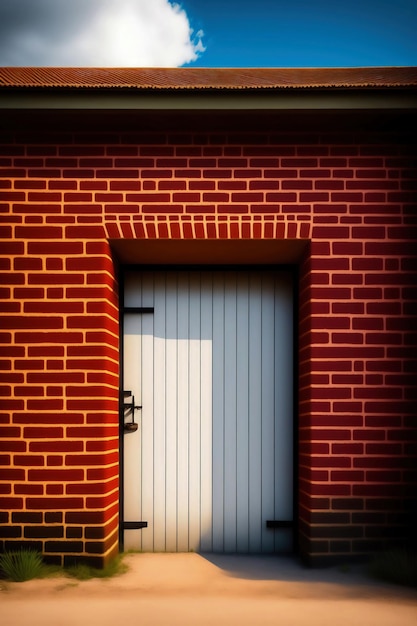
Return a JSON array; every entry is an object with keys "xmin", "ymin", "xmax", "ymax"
[
  {"xmin": 297, "ymin": 226, "xmax": 417, "ymax": 565},
  {"xmin": 0, "ymin": 232, "xmax": 119, "ymax": 567}
]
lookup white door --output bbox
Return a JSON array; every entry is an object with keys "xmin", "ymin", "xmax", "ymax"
[{"xmin": 123, "ymin": 270, "xmax": 293, "ymax": 553}]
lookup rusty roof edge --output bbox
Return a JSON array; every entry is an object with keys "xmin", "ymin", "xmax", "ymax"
[
  {"xmin": 0, "ymin": 67, "xmax": 417, "ymax": 90},
  {"xmin": 2, "ymin": 68, "xmax": 416, "ymax": 112},
  {"xmin": 1, "ymin": 84, "xmax": 417, "ymax": 90}
]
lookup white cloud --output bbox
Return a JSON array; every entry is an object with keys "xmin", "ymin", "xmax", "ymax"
[{"xmin": 0, "ymin": 0, "xmax": 205, "ymax": 67}]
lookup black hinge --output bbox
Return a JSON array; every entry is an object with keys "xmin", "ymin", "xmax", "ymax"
[
  {"xmin": 123, "ymin": 521, "xmax": 148, "ymax": 530},
  {"xmin": 266, "ymin": 520, "xmax": 293, "ymax": 529},
  {"xmin": 124, "ymin": 307, "xmax": 154, "ymax": 314}
]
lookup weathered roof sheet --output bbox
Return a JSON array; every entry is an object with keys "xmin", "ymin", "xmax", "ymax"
[{"xmin": 0, "ymin": 67, "xmax": 416, "ymax": 90}]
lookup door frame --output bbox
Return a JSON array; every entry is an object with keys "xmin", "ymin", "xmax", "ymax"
[{"xmin": 118, "ymin": 264, "xmax": 299, "ymax": 554}]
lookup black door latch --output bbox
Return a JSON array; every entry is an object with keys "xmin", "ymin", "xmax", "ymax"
[{"xmin": 122, "ymin": 390, "xmax": 141, "ymax": 433}]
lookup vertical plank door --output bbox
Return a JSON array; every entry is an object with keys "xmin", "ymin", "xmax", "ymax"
[{"xmin": 123, "ymin": 270, "xmax": 293, "ymax": 552}]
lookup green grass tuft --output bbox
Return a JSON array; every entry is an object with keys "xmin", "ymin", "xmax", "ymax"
[
  {"xmin": 65, "ymin": 554, "xmax": 128, "ymax": 581},
  {"xmin": 0, "ymin": 549, "xmax": 44, "ymax": 582},
  {"xmin": 368, "ymin": 549, "xmax": 417, "ymax": 589},
  {"xmin": 0, "ymin": 550, "xmax": 129, "ymax": 583}
]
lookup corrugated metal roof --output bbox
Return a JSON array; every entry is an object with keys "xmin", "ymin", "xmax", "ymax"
[{"xmin": 0, "ymin": 67, "xmax": 416, "ymax": 90}]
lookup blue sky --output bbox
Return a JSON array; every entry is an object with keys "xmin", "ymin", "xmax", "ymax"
[
  {"xmin": 0, "ymin": 0, "xmax": 416, "ymax": 67},
  {"xmin": 185, "ymin": 0, "xmax": 417, "ymax": 67}
]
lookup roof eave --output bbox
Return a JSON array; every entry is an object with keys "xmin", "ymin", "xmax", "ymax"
[{"xmin": 1, "ymin": 86, "xmax": 417, "ymax": 111}]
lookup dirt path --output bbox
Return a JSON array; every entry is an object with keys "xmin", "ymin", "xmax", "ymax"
[{"xmin": 2, "ymin": 554, "xmax": 417, "ymax": 626}]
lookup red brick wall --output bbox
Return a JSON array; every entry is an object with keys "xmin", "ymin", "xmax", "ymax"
[{"xmin": 1, "ymin": 122, "xmax": 416, "ymax": 565}]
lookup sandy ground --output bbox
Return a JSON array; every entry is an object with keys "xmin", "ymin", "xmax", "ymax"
[{"xmin": 1, "ymin": 553, "xmax": 417, "ymax": 626}]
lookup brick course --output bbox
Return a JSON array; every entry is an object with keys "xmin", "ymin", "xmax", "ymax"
[{"xmin": 0, "ymin": 120, "xmax": 416, "ymax": 566}]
